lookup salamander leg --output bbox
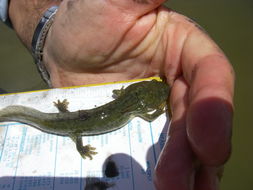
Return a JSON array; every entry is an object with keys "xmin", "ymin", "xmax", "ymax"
[
  {"xmin": 112, "ymin": 86, "xmax": 125, "ymax": 99},
  {"xmin": 71, "ymin": 135, "xmax": 97, "ymax": 160},
  {"xmin": 138, "ymin": 109, "xmax": 165, "ymax": 122},
  {"xmin": 138, "ymin": 103, "xmax": 167, "ymax": 122},
  {"xmin": 79, "ymin": 144, "xmax": 97, "ymax": 160},
  {"xmin": 53, "ymin": 99, "xmax": 70, "ymax": 113}
]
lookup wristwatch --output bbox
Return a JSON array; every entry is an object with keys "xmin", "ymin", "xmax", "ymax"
[{"xmin": 31, "ymin": 5, "xmax": 58, "ymax": 87}]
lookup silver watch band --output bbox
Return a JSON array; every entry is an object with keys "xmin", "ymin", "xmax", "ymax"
[{"xmin": 31, "ymin": 5, "xmax": 58, "ymax": 87}]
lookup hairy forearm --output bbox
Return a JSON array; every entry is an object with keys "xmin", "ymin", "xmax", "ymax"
[{"xmin": 8, "ymin": 0, "xmax": 62, "ymax": 50}]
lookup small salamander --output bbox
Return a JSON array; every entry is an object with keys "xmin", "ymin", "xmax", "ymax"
[{"xmin": 0, "ymin": 80, "xmax": 169, "ymax": 159}]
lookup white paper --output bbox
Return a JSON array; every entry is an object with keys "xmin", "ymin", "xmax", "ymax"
[{"xmin": 0, "ymin": 80, "xmax": 169, "ymax": 190}]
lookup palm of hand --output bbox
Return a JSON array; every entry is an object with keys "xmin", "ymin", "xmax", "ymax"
[{"xmin": 44, "ymin": 0, "xmax": 172, "ymax": 85}]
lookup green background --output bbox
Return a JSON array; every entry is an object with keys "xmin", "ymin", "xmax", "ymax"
[{"xmin": 0, "ymin": 0, "xmax": 252, "ymax": 189}]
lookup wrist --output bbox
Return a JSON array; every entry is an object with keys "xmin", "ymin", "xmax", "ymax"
[
  {"xmin": 8, "ymin": 0, "xmax": 61, "ymax": 50},
  {"xmin": 32, "ymin": 5, "xmax": 58, "ymax": 86}
]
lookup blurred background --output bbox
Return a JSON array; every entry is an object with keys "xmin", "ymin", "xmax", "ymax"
[{"xmin": 0, "ymin": 0, "xmax": 252, "ymax": 189}]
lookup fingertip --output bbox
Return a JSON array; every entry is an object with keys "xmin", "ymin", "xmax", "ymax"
[
  {"xmin": 154, "ymin": 119, "xmax": 195, "ymax": 190},
  {"xmin": 194, "ymin": 166, "xmax": 224, "ymax": 190},
  {"xmin": 154, "ymin": 141, "xmax": 195, "ymax": 190},
  {"xmin": 187, "ymin": 98, "xmax": 233, "ymax": 166}
]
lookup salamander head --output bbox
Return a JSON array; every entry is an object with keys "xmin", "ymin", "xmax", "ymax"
[{"xmin": 125, "ymin": 80, "xmax": 170, "ymax": 110}]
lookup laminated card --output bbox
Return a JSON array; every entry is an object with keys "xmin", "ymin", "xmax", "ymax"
[{"xmin": 0, "ymin": 77, "xmax": 169, "ymax": 190}]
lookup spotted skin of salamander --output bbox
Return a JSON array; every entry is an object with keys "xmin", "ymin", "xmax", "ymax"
[{"xmin": 0, "ymin": 80, "xmax": 170, "ymax": 159}]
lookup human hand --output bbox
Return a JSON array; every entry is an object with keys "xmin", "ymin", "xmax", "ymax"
[{"xmin": 43, "ymin": 0, "xmax": 234, "ymax": 189}]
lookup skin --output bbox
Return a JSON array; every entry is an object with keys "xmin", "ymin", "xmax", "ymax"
[
  {"xmin": 0, "ymin": 80, "xmax": 169, "ymax": 159},
  {"xmin": 8, "ymin": 0, "xmax": 235, "ymax": 189}
]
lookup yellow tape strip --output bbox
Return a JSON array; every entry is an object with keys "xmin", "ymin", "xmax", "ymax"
[{"xmin": 0, "ymin": 77, "xmax": 162, "ymax": 96}]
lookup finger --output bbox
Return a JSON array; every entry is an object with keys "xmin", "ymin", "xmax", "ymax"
[
  {"xmin": 108, "ymin": 0, "xmax": 166, "ymax": 16},
  {"xmin": 194, "ymin": 165, "xmax": 224, "ymax": 190},
  {"xmin": 154, "ymin": 78, "xmax": 195, "ymax": 190},
  {"xmin": 180, "ymin": 23, "xmax": 235, "ymax": 166}
]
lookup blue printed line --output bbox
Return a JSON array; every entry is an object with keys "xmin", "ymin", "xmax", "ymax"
[
  {"xmin": 149, "ymin": 123, "xmax": 157, "ymax": 164},
  {"xmin": 80, "ymin": 156, "xmax": 83, "ymax": 190},
  {"xmin": 52, "ymin": 136, "xmax": 58, "ymax": 190},
  {"xmin": 12, "ymin": 127, "xmax": 27, "ymax": 190},
  {"xmin": 0, "ymin": 124, "xmax": 9, "ymax": 161},
  {"xmin": 127, "ymin": 123, "xmax": 135, "ymax": 190},
  {"xmin": 19, "ymin": 128, "xmax": 27, "ymax": 153}
]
